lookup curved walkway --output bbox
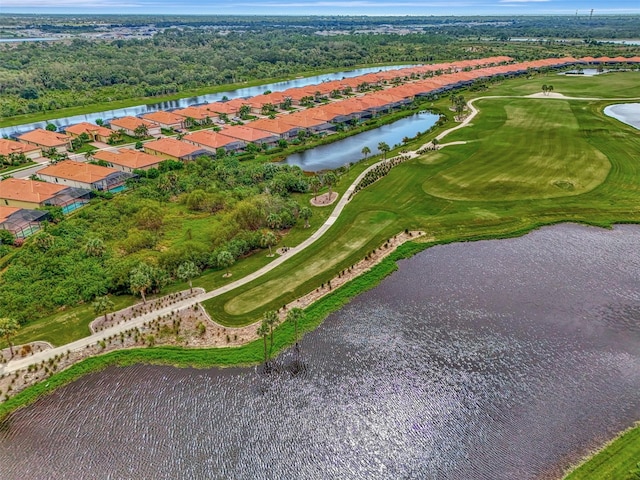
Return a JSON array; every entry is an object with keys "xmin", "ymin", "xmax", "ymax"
[{"xmin": 3, "ymin": 92, "xmax": 637, "ymax": 375}]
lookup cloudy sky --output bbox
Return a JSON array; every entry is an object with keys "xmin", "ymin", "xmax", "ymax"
[{"xmin": 1, "ymin": 0, "xmax": 639, "ymax": 16}]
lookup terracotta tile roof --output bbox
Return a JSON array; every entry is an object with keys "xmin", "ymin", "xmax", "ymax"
[
  {"xmin": 207, "ymin": 101, "xmax": 246, "ymax": 115},
  {"xmin": 94, "ymin": 148, "xmax": 164, "ymax": 169},
  {"xmin": 307, "ymin": 106, "xmax": 342, "ymax": 122},
  {"xmin": 183, "ymin": 130, "xmax": 239, "ymax": 149},
  {"xmin": 247, "ymin": 118, "xmax": 297, "ymax": 135},
  {"xmin": 0, "ymin": 178, "xmax": 68, "ymax": 203},
  {"xmin": 65, "ymin": 122, "xmax": 113, "ymax": 138},
  {"xmin": 173, "ymin": 106, "xmax": 214, "ymax": 121},
  {"xmin": 279, "ymin": 111, "xmax": 330, "ymax": 128},
  {"xmin": 109, "ymin": 116, "xmax": 156, "ymax": 132},
  {"xmin": 281, "ymin": 86, "xmax": 318, "ymax": 101},
  {"xmin": 610, "ymin": 56, "xmax": 628, "ymax": 63},
  {"xmin": 221, "ymin": 125, "xmax": 277, "ymax": 143},
  {"xmin": 0, "ymin": 138, "xmax": 40, "ymax": 156},
  {"xmin": 0, "ymin": 206, "xmax": 23, "ymax": 223},
  {"xmin": 39, "ymin": 160, "xmax": 119, "ymax": 184},
  {"xmin": 141, "ymin": 111, "xmax": 185, "ymax": 125},
  {"xmin": 18, "ymin": 129, "xmax": 71, "ymax": 148},
  {"xmin": 144, "ymin": 138, "xmax": 205, "ymax": 158}
]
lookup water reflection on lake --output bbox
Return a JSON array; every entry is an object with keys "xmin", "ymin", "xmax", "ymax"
[
  {"xmin": 1, "ymin": 224, "xmax": 639, "ymax": 479},
  {"xmin": 284, "ymin": 111, "xmax": 438, "ymax": 171},
  {"xmin": 604, "ymin": 103, "xmax": 640, "ymax": 130}
]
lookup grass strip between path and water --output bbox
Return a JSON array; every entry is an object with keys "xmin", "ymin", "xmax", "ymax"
[{"xmin": 0, "ymin": 240, "xmax": 422, "ymax": 421}]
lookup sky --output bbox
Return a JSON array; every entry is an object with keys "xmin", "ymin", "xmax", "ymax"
[{"xmin": 1, "ymin": 0, "xmax": 639, "ymax": 16}]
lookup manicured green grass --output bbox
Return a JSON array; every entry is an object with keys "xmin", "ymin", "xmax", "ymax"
[
  {"xmin": 483, "ymin": 71, "xmax": 640, "ymax": 98},
  {"xmin": 204, "ymin": 74, "xmax": 640, "ymax": 327},
  {"xmin": 564, "ymin": 425, "xmax": 640, "ymax": 480},
  {"xmin": 423, "ymin": 98, "xmax": 610, "ymax": 201},
  {"xmin": 10, "ymin": 295, "xmax": 137, "ymax": 347}
]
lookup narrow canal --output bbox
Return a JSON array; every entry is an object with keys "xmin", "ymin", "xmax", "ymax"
[
  {"xmin": 1, "ymin": 223, "xmax": 638, "ymax": 480},
  {"xmin": 0, "ymin": 65, "xmax": 414, "ymax": 137}
]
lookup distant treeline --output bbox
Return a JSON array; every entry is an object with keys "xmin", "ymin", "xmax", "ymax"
[
  {"xmin": 0, "ymin": 21, "xmax": 638, "ymax": 118},
  {"xmin": 4, "ymin": 14, "xmax": 640, "ymax": 38}
]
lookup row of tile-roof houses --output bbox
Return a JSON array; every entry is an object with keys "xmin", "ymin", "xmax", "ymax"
[
  {"xmin": 2, "ymin": 55, "xmax": 638, "ymax": 239},
  {"xmin": 8, "ymin": 56, "xmax": 639, "ymax": 160}
]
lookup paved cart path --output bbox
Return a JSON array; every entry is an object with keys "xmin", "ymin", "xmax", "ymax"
[{"xmin": 4, "ymin": 93, "xmax": 637, "ymax": 375}]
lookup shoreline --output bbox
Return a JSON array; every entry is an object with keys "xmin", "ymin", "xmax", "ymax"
[{"xmin": 1, "ymin": 221, "xmax": 638, "ymax": 480}]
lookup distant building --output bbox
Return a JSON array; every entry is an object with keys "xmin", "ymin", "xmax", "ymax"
[
  {"xmin": 37, "ymin": 160, "xmax": 134, "ymax": 192},
  {"xmin": 17, "ymin": 129, "xmax": 72, "ymax": 153},
  {"xmin": 65, "ymin": 122, "xmax": 114, "ymax": 143},
  {"xmin": 183, "ymin": 130, "xmax": 245, "ymax": 153},
  {"xmin": 0, "ymin": 178, "xmax": 90, "ymax": 213},
  {"xmin": 93, "ymin": 148, "xmax": 165, "ymax": 172},
  {"xmin": 143, "ymin": 138, "xmax": 209, "ymax": 161},
  {"xmin": 109, "ymin": 116, "xmax": 161, "ymax": 137},
  {"xmin": 141, "ymin": 111, "xmax": 185, "ymax": 131},
  {"xmin": 0, "ymin": 206, "xmax": 50, "ymax": 239},
  {"xmin": 0, "ymin": 138, "xmax": 41, "ymax": 160}
]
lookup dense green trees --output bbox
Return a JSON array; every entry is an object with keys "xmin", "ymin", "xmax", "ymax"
[
  {"xmin": 2, "ymin": 17, "xmax": 637, "ymax": 119},
  {"xmin": 0, "ymin": 155, "xmax": 312, "ymax": 325}
]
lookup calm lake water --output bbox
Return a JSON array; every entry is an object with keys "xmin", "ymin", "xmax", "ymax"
[
  {"xmin": 0, "ymin": 65, "xmax": 413, "ymax": 137},
  {"xmin": 604, "ymin": 103, "xmax": 640, "ymax": 130},
  {"xmin": 558, "ymin": 68, "xmax": 608, "ymax": 76},
  {"xmin": 1, "ymin": 223, "xmax": 639, "ymax": 479},
  {"xmin": 284, "ymin": 111, "xmax": 438, "ymax": 171}
]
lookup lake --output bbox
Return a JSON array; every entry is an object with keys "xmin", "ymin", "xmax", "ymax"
[
  {"xmin": 0, "ymin": 65, "xmax": 414, "ymax": 137},
  {"xmin": 284, "ymin": 111, "xmax": 439, "ymax": 171},
  {"xmin": 1, "ymin": 223, "xmax": 639, "ymax": 479},
  {"xmin": 604, "ymin": 103, "xmax": 640, "ymax": 130}
]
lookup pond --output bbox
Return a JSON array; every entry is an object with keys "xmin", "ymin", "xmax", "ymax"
[
  {"xmin": 0, "ymin": 65, "xmax": 414, "ymax": 138},
  {"xmin": 604, "ymin": 103, "xmax": 640, "ymax": 130},
  {"xmin": 1, "ymin": 223, "xmax": 639, "ymax": 479},
  {"xmin": 558, "ymin": 68, "xmax": 608, "ymax": 76},
  {"xmin": 284, "ymin": 111, "xmax": 439, "ymax": 171}
]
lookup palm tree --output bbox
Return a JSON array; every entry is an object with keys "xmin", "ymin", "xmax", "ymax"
[
  {"xmin": 177, "ymin": 261, "xmax": 200, "ymax": 293},
  {"xmin": 0, "ymin": 317, "xmax": 19, "ymax": 358},
  {"xmin": 217, "ymin": 250, "xmax": 234, "ymax": 277},
  {"xmin": 92, "ymin": 295, "xmax": 114, "ymax": 322},
  {"xmin": 129, "ymin": 263, "xmax": 152, "ymax": 304},
  {"xmin": 133, "ymin": 124, "xmax": 149, "ymax": 138},
  {"xmin": 239, "ymin": 104, "xmax": 251, "ymax": 120},
  {"xmin": 299, "ymin": 206, "xmax": 312, "ymax": 228},
  {"xmin": 309, "ymin": 176, "xmax": 322, "ymax": 200},
  {"xmin": 323, "ymin": 171, "xmax": 337, "ymax": 197},
  {"xmin": 361, "ymin": 146, "xmax": 371, "ymax": 159},
  {"xmin": 257, "ymin": 320, "xmax": 270, "ymax": 368},
  {"xmin": 286, "ymin": 308, "xmax": 304, "ymax": 346},
  {"xmin": 378, "ymin": 142, "xmax": 390, "ymax": 160},
  {"xmin": 266, "ymin": 213, "xmax": 281, "ymax": 230},
  {"xmin": 84, "ymin": 237, "xmax": 106, "ymax": 257},
  {"xmin": 542, "ymin": 84, "xmax": 548, "ymax": 95},
  {"xmin": 260, "ymin": 230, "xmax": 277, "ymax": 257},
  {"xmin": 264, "ymin": 310, "xmax": 278, "ymax": 348}
]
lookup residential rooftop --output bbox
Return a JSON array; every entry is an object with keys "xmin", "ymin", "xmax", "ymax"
[
  {"xmin": 18, "ymin": 129, "xmax": 71, "ymax": 148},
  {"xmin": 93, "ymin": 148, "xmax": 164, "ymax": 170},
  {"xmin": 38, "ymin": 160, "xmax": 120, "ymax": 184},
  {"xmin": 144, "ymin": 138, "xmax": 206, "ymax": 158},
  {"xmin": 0, "ymin": 178, "xmax": 68, "ymax": 203},
  {"xmin": 65, "ymin": 122, "xmax": 113, "ymax": 138},
  {"xmin": 0, "ymin": 138, "xmax": 40, "ymax": 156}
]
